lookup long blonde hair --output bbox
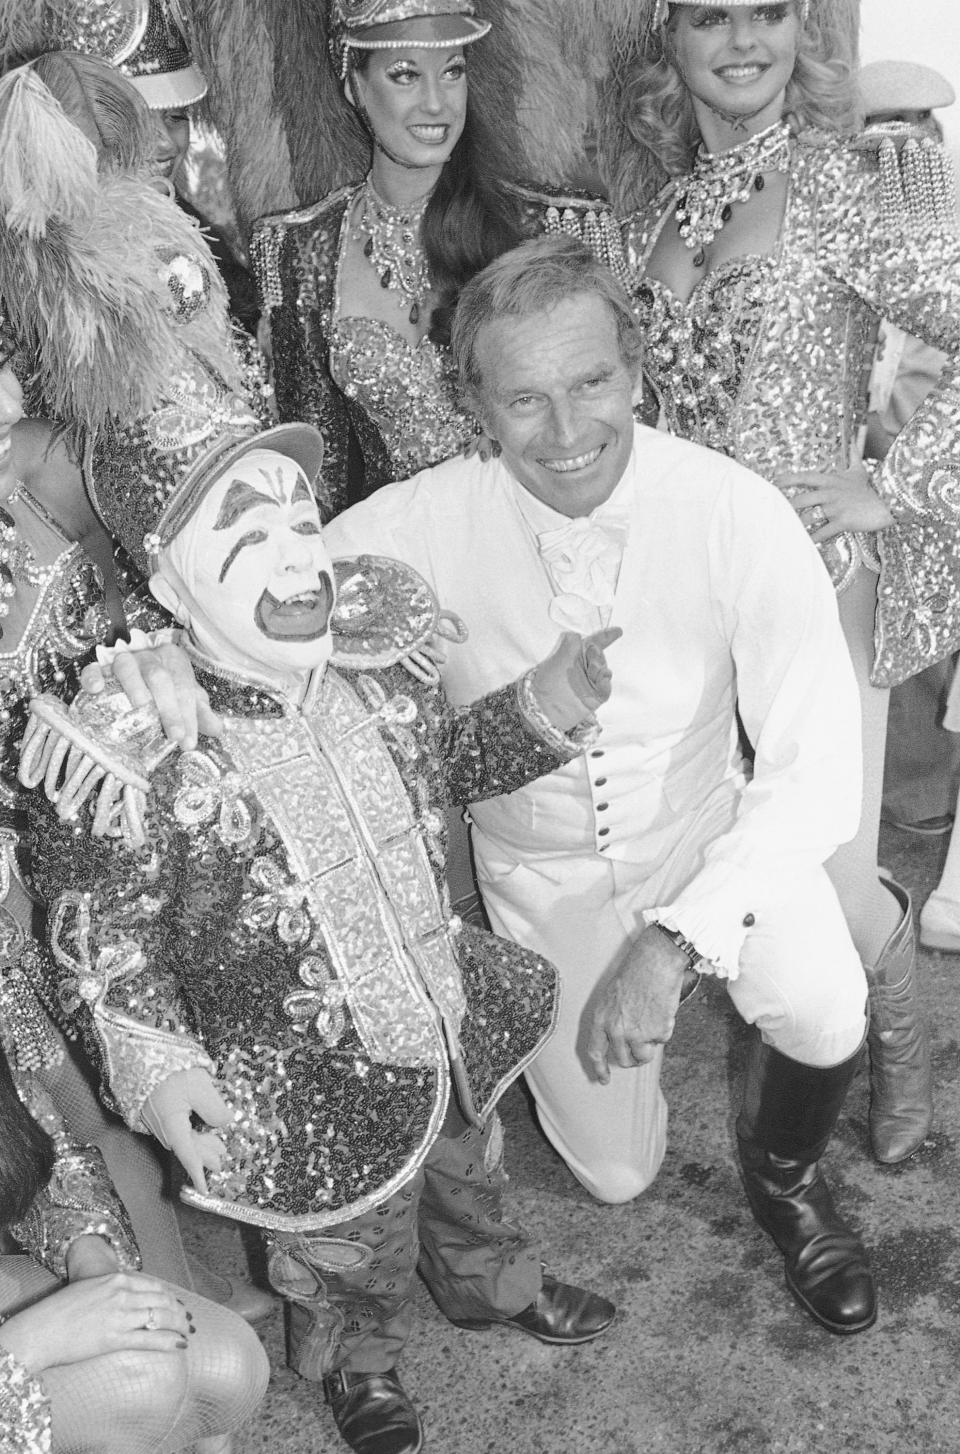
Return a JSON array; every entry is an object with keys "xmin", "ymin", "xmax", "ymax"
[{"xmin": 595, "ymin": 0, "xmax": 861, "ymax": 212}]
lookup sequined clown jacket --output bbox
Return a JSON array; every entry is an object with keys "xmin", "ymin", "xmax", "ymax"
[
  {"xmin": 25, "ymin": 652, "xmax": 571, "ymax": 1234},
  {"xmin": 623, "ymin": 130, "xmax": 960, "ymax": 687},
  {"xmin": 0, "ymin": 1069, "xmax": 138, "ymax": 1454},
  {"xmin": 250, "ymin": 182, "xmax": 628, "ymax": 518}
]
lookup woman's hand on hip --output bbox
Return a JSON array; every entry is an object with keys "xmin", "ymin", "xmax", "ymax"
[{"xmin": 775, "ymin": 462, "xmax": 893, "ymax": 542}]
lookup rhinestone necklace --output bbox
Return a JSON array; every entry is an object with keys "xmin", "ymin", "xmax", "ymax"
[
  {"xmin": 674, "ymin": 120, "xmax": 792, "ymax": 266},
  {"xmin": 358, "ymin": 176, "xmax": 432, "ymax": 325}
]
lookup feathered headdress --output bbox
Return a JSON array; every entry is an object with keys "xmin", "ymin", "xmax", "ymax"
[{"xmin": 0, "ymin": 52, "xmax": 241, "ymax": 441}]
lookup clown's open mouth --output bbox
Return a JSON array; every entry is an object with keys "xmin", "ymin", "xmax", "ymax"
[{"xmin": 255, "ymin": 571, "xmax": 334, "ymax": 640}]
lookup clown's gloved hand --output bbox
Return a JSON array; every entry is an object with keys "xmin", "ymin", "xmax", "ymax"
[
  {"xmin": 81, "ymin": 632, "xmax": 221, "ymax": 750},
  {"xmin": 142, "ymin": 1068, "xmax": 233, "ymax": 1195},
  {"xmin": 531, "ymin": 626, "xmax": 622, "ymax": 730}
]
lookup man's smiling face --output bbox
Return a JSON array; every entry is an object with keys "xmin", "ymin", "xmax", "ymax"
[
  {"xmin": 473, "ymin": 293, "xmax": 641, "ymax": 518},
  {"xmin": 161, "ymin": 448, "xmax": 336, "ymax": 678}
]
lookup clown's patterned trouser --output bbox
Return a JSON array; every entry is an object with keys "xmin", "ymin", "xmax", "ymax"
[{"xmin": 266, "ymin": 1103, "xmax": 543, "ymax": 1377}]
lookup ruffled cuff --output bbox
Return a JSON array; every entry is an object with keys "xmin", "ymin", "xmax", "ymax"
[
  {"xmin": 643, "ymin": 861, "xmax": 762, "ymax": 981},
  {"xmin": 0, "ymin": 1346, "xmax": 51, "ymax": 1454},
  {"xmin": 516, "ymin": 669, "xmax": 600, "ymax": 759},
  {"xmin": 95, "ymin": 626, "xmax": 181, "ymax": 669}
]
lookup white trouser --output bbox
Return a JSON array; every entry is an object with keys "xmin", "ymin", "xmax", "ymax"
[{"xmin": 473, "ymin": 786, "xmax": 867, "ymax": 1206}]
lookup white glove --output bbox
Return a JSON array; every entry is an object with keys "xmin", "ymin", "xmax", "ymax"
[
  {"xmin": 531, "ymin": 626, "xmax": 622, "ymax": 731},
  {"xmin": 142, "ymin": 1068, "xmax": 233, "ymax": 1194}
]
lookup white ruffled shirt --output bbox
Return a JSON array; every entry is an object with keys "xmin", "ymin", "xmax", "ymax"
[{"xmin": 514, "ymin": 473, "xmax": 632, "ymax": 634}]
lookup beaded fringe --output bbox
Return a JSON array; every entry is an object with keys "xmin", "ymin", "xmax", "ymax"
[{"xmin": 877, "ymin": 133, "xmax": 958, "ymax": 234}]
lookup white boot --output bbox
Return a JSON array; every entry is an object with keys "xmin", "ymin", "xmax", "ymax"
[
  {"xmin": 919, "ymin": 890, "xmax": 960, "ymax": 951},
  {"xmin": 920, "ymin": 780, "xmax": 960, "ymax": 952}
]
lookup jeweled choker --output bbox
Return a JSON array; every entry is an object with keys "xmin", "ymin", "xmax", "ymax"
[
  {"xmin": 358, "ymin": 176, "xmax": 432, "ymax": 325},
  {"xmin": 674, "ymin": 120, "xmax": 792, "ymax": 266}
]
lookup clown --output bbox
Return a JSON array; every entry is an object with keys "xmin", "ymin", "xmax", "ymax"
[{"xmin": 20, "ymin": 418, "xmax": 619, "ymax": 1454}]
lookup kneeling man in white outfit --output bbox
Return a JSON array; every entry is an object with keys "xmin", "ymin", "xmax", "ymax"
[{"xmin": 324, "ymin": 234, "xmax": 876, "ymax": 1337}]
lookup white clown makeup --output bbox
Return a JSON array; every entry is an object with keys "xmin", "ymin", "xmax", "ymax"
[{"xmin": 153, "ymin": 449, "xmax": 336, "ymax": 687}]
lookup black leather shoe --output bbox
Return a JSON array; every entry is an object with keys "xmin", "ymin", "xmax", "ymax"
[
  {"xmin": 449, "ymin": 1274, "xmax": 615, "ymax": 1344},
  {"xmin": 322, "ymin": 1368, "xmax": 423, "ymax": 1454}
]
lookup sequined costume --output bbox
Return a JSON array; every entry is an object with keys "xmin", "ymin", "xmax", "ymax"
[
  {"xmin": 25, "ymin": 562, "xmax": 576, "ymax": 1235},
  {"xmin": 623, "ymin": 131, "xmax": 960, "ymax": 687},
  {"xmin": 7, "ymin": 1074, "xmax": 140, "ymax": 1280},
  {"xmin": 0, "ymin": 1346, "xmax": 49, "ymax": 1454},
  {"xmin": 0, "ymin": 489, "xmax": 110, "ymax": 818},
  {"xmin": 250, "ymin": 183, "xmax": 629, "ymax": 516},
  {"xmin": 0, "ymin": 484, "xmax": 113, "ymax": 1092},
  {"xmin": 0, "ymin": 1067, "xmax": 139, "ymax": 1454}
]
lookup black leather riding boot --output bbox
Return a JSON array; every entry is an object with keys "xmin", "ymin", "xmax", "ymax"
[{"xmin": 736, "ymin": 1035, "xmax": 877, "ymax": 1335}]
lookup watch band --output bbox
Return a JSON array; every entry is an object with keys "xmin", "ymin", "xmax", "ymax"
[{"xmin": 651, "ymin": 921, "xmax": 704, "ymax": 971}]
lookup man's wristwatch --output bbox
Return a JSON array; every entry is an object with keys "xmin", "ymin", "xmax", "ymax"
[{"xmin": 651, "ymin": 922, "xmax": 705, "ymax": 972}]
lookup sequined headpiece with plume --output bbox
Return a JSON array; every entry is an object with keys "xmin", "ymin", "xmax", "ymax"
[
  {"xmin": 88, "ymin": 380, "xmax": 323, "ymax": 577},
  {"xmin": 329, "ymin": 0, "xmax": 491, "ymax": 78},
  {"xmin": 1, "ymin": 0, "xmax": 207, "ymax": 110},
  {"xmin": 0, "ymin": 50, "xmax": 240, "ymax": 442}
]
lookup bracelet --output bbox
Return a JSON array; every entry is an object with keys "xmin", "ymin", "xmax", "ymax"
[{"xmin": 651, "ymin": 921, "xmax": 704, "ymax": 971}]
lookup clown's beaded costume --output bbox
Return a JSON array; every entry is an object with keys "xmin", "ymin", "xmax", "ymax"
[{"xmin": 24, "ymin": 564, "xmax": 572, "ymax": 1233}]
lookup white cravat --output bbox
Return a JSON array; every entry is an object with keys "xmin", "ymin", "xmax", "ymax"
[{"xmin": 534, "ymin": 502, "xmax": 630, "ymax": 633}]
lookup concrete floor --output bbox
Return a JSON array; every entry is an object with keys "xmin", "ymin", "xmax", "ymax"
[{"xmin": 181, "ymin": 823, "xmax": 960, "ymax": 1454}]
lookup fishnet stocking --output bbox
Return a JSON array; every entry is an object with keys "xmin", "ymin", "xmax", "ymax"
[{"xmin": 0, "ymin": 1258, "xmax": 268, "ymax": 1453}]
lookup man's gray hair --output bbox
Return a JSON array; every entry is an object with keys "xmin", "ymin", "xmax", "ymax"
[{"xmin": 452, "ymin": 235, "xmax": 643, "ymax": 404}]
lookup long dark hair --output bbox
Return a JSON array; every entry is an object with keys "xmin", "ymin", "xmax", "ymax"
[
  {"xmin": 0, "ymin": 1037, "xmax": 55, "ymax": 1227},
  {"xmin": 349, "ymin": 41, "xmax": 527, "ymax": 347},
  {"xmin": 421, "ymin": 117, "xmax": 525, "ymax": 347}
]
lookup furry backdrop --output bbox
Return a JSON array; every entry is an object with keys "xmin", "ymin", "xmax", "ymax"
[{"xmin": 183, "ymin": 0, "xmax": 611, "ymax": 236}]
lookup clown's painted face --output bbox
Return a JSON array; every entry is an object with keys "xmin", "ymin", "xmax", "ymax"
[{"xmin": 158, "ymin": 449, "xmax": 336, "ymax": 680}]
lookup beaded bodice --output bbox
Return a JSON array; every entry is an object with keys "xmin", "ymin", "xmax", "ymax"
[
  {"xmin": 626, "ymin": 139, "xmax": 879, "ymax": 481},
  {"xmin": 624, "ymin": 132, "xmax": 960, "ymax": 678},
  {"xmin": 329, "ymin": 315, "xmax": 474, "ymax": 481},
  {"xmin": 634, "ymin": 256, "xmax": 776, "ymax": 457},
  {"xmin": 0, "ymin": 490, "xmax": 107, "ymax": 810}
]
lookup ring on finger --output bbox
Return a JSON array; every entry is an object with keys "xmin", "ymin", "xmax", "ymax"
[
  {"xmin": 809, "ymin": 504, "xmax": 828, "ymax": 529},
  {"xmin": 144, "ymin": 1306, "xmax": 157, "ymax": 1331}
]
